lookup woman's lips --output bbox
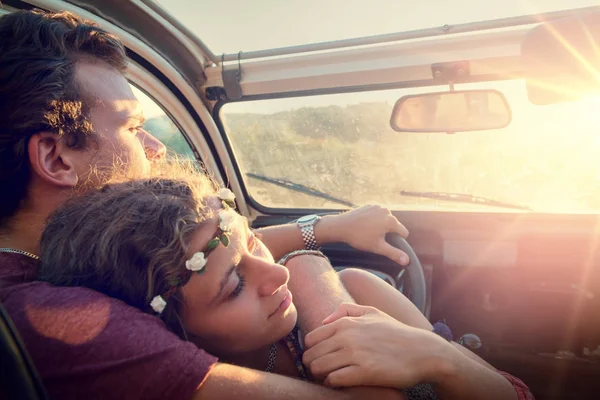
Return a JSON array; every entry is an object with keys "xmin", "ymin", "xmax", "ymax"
[{"xmin": 269, "ymin": 290, "xmax": 293, "ymax": 318}]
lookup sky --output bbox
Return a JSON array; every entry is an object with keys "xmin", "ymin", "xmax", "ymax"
[{"xmin": 155, "ymin": 0, "xmax": 600, "ymax": 54}]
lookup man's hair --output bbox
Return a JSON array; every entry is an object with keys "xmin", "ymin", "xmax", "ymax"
[
  {"xmin": 37, "ymin": 160, "xmax": 220, "ymax": 339},
  {"xmin": 0, "ymin": 10, "xmax": 127, "ymax": 225}
]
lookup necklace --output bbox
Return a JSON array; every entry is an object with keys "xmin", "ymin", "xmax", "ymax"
[
  {"xmin": 265, "ymin": 342, "xmax": 277, "ymax": 372},
  {"xmin": 0, "ymin": 248, "xmax": 40, "ymax": 260}
]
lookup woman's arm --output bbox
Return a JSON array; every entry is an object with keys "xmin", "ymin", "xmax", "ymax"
[
  {"xmin": 255, "ymin": 205, "xmax": 410, "ymax": 264},
  {"xmin": 338, "ymin": 267, "xmax": 433, "ymax": 330},
  {"xmin": 337, "ymin": 270, "xmax": 531, "ymax": 399},
  {"xmin": 303, "ymin": 304, "xmax": 525, "ymax": 400}
]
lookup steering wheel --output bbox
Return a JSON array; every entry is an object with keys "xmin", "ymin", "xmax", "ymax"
[{"xmin": 386, "ymin": 233, "xmax": 427, "ymax": 314}]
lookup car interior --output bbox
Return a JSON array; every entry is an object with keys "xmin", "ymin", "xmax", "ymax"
[{"xmin": 2, "ymin": 1, "xmax": 600, "ymax": 399}]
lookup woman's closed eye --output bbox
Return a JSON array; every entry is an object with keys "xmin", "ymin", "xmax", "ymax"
[
  {"xmin": 228, "ymin": 272, "xmax": 245, "ymax": 300},
  {"xmin": 222, "ymin": 229, "xmax": 263, "ymax": 301}
]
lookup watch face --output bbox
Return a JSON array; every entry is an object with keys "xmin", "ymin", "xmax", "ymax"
[{"xmin": 297, "ymin": 214, "xmax": 319, "ymax": 224}]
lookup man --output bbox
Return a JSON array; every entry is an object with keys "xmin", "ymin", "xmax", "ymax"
[
  {"xmin": 0, "ymin": 9, "xmax": 406, "ymax": 400},
  {"xmin": 0, "ymin": 9, "xmax": 528, "ymax": 400}
]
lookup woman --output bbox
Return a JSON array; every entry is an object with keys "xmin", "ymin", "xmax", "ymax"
[{"xmin": 36, "ymin": 167, "xmax": 531, "ymax": 399}]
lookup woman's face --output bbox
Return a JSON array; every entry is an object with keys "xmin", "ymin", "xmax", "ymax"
[{"xmin": 179, "ymin": 205, "xmax": 298, "ymax": 355}]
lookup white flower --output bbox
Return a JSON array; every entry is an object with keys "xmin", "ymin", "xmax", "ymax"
[
  {"xmin": 218, "ymin": 188, "xmax": 236, "ymax": 202},
  {"xmin": 219, "ymin": 209, "xmax": 236, "ymax": 232},
  {"xmin": 150, "ymin": 295, "xmax": 167, "ymax": 314},
  {"xmin": 186, "ymin": 251, "xmax": 207, "ymax": 272}
]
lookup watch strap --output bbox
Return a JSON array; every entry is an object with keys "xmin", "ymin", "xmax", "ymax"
[{"xmin": 299, "ymin": 222, "xmax": 319, "ymax": 250}]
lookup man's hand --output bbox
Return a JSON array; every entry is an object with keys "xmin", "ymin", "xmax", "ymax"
[
  {"xmin": 316, "ymin": 205, "xmax": 410, "ymax": 265},
  {"xmin": 255, "ymin": 204, "xmax": 410, "ymax": 263},
  {"xmin": 302, "ymin": 303, "xmax": 453, "ymax": 389}
]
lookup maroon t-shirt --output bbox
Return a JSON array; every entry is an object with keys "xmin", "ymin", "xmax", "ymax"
[{"xmin": 0, "ymin": 253, "xmax": 218, "ymax": 400}]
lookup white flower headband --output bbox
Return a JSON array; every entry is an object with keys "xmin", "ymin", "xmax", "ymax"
[{"xmin": 150, "ymin": 188, "xmax": 237, "ymax": 314}]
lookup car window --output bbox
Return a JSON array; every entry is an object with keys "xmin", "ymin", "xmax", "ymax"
[
  {"xmin": 220, "ymin": 79, "xmax": 600, "ymax": 214},
  {"xmin": 130, "ymin": 85, "xmax": 195, "ymax": 159}
]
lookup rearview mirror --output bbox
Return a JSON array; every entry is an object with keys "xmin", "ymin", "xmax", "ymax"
[
  {"xmin": 522, "ymin": 12, "xmax": 600, "ymax": 105},
  {"xmin": 390, "ymin": 90, "xmax": 511, "ymax": 133}
]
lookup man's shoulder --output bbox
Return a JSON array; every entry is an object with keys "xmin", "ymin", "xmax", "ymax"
[
  {"xmin": 0, "ymin": 255, "xmax": 218, "ymax": 400},
  {"xmin": 2, "ymin": 276, "xmax": 178, "ymax": 355},
  {"xmin": 0, "ymin": 253, "xmax": 152, "ymax": 334}
]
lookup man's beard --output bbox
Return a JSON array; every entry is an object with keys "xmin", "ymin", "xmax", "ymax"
[
  {"xmin": 72, "ymin": 153, "xmax": 216, "ymax": 197},
  {"xmin": 72, "ymin": 153, "xmax": 151, "ymax": 196}
]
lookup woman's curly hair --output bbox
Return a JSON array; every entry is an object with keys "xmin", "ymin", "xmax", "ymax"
[{"xmin": 37, "ymin": 162, "xmax": 220, "ymax": 339}]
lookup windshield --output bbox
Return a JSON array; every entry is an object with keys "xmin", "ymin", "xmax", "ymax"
[
  {"xmin": 220, "ymin": 79, "xmax": 600, "ymax": 213},
  {"xmin": 154, "ymin": 0, "xmax": 600, "ymax": 54}
]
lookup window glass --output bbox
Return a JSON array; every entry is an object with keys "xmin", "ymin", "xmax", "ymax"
[
  {"xmin": 221, "ymin": 79, "xmax": 600, "ymax": 213},
  {"xmin": 131, "ymin": 85, "xmax": 195, "ymax": 158}
]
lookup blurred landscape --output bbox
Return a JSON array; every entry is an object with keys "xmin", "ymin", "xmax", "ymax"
[
  {"xmin": 144, "ymin": 116, "xmax": 196, "ymax": 158},
  {"xmin": 143, "ymin": 86, "xmax": 600, "ymax": 213},
  {"xmin": 221, "ymin": 99, "xmax": 600, "ymax": 213}
]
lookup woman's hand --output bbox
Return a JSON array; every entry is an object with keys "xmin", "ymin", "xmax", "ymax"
[
  {"xmin": 317, "ymin": 205, "xmax": 410, "ymax": 265},
  {"xmin": 302, "ymin": 303, "xmax": 455, "ymax": 389}
]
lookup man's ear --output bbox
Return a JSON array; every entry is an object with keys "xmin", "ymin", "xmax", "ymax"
[{"xmin": 28, "ymin": 132, "xmax": 79, "ymax": 188}]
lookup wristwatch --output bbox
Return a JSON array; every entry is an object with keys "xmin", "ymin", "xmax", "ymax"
[{"xmin": 296, "ymin": 214, "xmax": 321, "ymax": 250}]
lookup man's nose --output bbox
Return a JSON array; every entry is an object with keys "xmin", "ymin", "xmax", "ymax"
[{"xmin": 141, "ymin": 130, "xmax": 167, "ymax": 161}]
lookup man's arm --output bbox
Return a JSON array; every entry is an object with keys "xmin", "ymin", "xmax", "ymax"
[
  {"xmin": 256, "ymin": 205, "xmax": 410, "ymax": 264},
  {"xmin": 256, "ymin": 215, "xmax": 340, "ymax": 261},
  {"xmin": 284, "ymin": 254, "xmax": 354, "ymax": 333},
  {"xmin": 432, "ymin": 353, "xmax": 519, "ymax": 400},
  {"xmin": 282, "ymin": 255, "xmax": 405, "ymax": 399},
  {"xmin": 193, "ymin": 363, "xmax": 406, "ymax": 400}
]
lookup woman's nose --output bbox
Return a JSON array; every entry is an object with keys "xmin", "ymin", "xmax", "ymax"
[
  {"xmin": 252, "ymin": 258, "xmax": 290, "ymax": 297},
  {"xmin": 140, "ymin": 130, "xmax": 167, "ymax": 161}
]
